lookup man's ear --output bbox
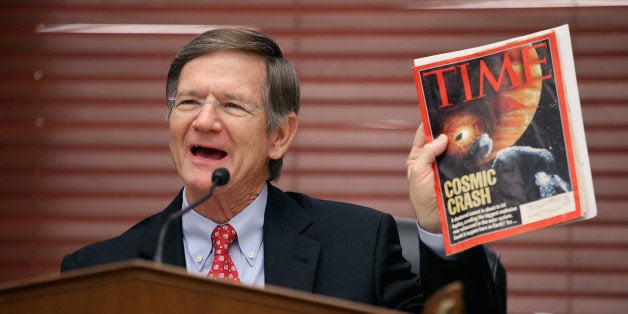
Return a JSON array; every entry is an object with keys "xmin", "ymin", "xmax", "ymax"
[{"xmin": 269, "ymin": 113, "xmax": 298, "ymax": 160}]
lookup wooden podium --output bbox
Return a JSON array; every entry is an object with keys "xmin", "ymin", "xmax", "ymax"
[{"xmin": 0, "ymin": 260, "xmax": 404, "ymax": 314}]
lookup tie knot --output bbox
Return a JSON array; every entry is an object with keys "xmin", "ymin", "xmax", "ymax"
[{"xmin": 212, "ymin": 224, "xmax": 237, "ymax": 252}]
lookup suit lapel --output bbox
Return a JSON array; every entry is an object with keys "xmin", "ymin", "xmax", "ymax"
[
  {"xmin": 263, "ymin": 184, "xmax": 321, "ymax": 292},
  {"xmin": 137, "ymin": 190, "xmax": 187, "ymax": 267},
  {"xmin": 136, "ymin": 185, "xmax": 321, "ymax": 291}
]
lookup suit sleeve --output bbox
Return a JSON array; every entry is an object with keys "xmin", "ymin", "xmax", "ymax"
[
  {"xmin": 419, "ymin": 240, "xmax": 506, "ymax": 314},
  {"xmin": 374, "ymin": 214, "xmax": 425, "ymax": 313},
  {"xmin": 60, "ymin": 254, "xmax": 78, "ymax": 272}
]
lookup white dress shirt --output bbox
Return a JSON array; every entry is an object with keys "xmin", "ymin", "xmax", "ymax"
[{"xmin": 182, "ymin": 185, "xmax": 267, "ymax": 287}]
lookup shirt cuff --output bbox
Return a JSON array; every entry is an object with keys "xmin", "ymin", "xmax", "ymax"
[{"xmin": 417, "ymin": 222, "xmax": 459, "ymax": 261}]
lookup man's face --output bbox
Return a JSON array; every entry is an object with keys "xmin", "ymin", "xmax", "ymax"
[{"xmin": 168, "ymin": 50, "xmax": 274, "ymax": 198}]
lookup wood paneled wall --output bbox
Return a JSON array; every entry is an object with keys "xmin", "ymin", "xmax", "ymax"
[{"xmin": 1, "ymin": 1, "xmax": 627, "ymax": 313}]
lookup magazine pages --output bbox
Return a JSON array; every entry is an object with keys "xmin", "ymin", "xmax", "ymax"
[{"xmin": 412, "ymin": 25, "xmax": 597, "ymax": 255}]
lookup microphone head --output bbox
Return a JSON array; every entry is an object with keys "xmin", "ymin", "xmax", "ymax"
[{"xmin": 211, "ymin": 168, "xmax": 230, "ymax": 186}]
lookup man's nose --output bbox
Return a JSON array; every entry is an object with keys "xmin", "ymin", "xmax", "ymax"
[{"xmin": 192, "ymin": 100, "xmax": 223, "ymax": 132}]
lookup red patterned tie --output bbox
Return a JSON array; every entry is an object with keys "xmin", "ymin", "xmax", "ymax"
[{"xmin": 208, "ymin": 224, "xmax": 240, "ymax": 283}]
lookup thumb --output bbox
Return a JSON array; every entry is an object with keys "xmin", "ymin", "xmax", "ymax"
[{"xmin": 407, "ymin": 129, "xmax": 448, "ymax": 168}]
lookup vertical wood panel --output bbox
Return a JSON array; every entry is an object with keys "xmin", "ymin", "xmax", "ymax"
[{"xmin": 1, "ymin": 1, "xmax": 627, "ymax": 313}]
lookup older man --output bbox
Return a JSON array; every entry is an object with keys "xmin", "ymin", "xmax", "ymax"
[{"xmin": 61, "ymin": 28, "xmax": 505, "ymax": 313}]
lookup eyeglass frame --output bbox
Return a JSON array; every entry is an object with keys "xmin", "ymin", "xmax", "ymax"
[{"xmin": 167, "ymin": 95, "xmax": 263, "ymax": 118}]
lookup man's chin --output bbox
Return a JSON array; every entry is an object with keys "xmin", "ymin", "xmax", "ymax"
[{"xmin": 183, "ymin": 176, "xmax": 216, "ymax": 193}]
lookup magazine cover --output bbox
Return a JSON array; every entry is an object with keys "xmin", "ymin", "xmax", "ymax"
[{"xmin": 412, "ymin": 25, "xmax": 597, "ymax": 255}]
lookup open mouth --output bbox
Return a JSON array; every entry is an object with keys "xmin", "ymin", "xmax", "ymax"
[{"xmin": 191, "ymin": 146, "xmax": 227, "ymax": 160}]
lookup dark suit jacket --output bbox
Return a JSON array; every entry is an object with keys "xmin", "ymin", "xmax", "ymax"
[{"xmin": 61, "ymin": 183, "xmax": 504, "ymax": 313}]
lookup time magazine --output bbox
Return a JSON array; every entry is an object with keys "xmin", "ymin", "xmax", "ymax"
[{"xmin": 412, "ymin": 25, "xmax": 597, "ymax": 255}]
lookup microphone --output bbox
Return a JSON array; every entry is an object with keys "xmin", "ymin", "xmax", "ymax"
[{"xmin": 154, "ymin": 168, "xmax": 230, "ymax": 264}]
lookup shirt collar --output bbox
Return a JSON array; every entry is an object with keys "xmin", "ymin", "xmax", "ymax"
[{"xmin": 181, "ymin": 185, "xmax": 267, "ymax": 271}]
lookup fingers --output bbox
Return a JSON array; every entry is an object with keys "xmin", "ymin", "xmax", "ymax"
[
  {"xmin": 407, "ymin": 125, "xmax": 448, "ymax": 167},
  {"xmin": 412, "ymin": 125, "xmax": 427, "ymax": 149},
  {"xmin": 407, "ymin": 126, "xmax": 447, "ymax": 233},
  {"xmin": 430, "ymin": 134, "xmax": 448, "ymax": 157}
]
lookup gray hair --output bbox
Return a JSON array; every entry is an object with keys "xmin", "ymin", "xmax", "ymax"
[{"xmin": 166, "ymin": 28, "xmax": 300, "ymax": 182}]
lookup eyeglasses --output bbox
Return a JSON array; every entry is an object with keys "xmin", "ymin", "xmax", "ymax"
[{"xmin": 168, "ymin": 96, "xmax": 262, "ymax": 118}]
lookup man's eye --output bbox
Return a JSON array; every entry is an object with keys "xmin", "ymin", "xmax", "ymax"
[
  {"xmin": 176, "ymin": 99, "xmax": 201, "ymax": 110},
  {"xmin": 223, "ymin": 102, "xmax": 246, "ymax": 111},
  {"xmin": 179, "ymin": 99, "xmax": 200, "ymax": 105}
]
